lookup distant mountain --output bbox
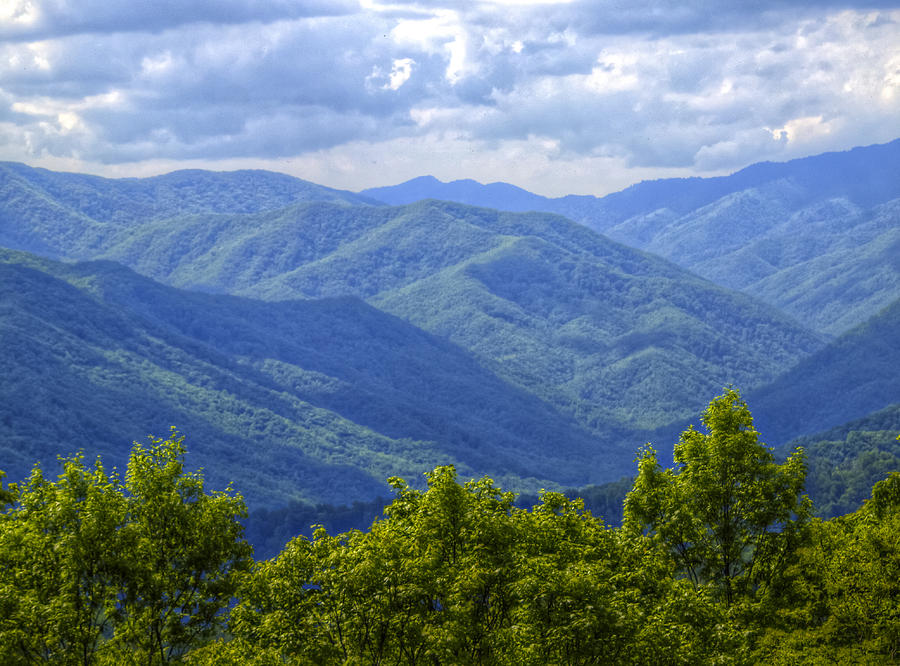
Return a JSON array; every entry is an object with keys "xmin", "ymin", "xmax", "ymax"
[
  {"xmin": 363, "ymin": 140, "xmax": 900, "ymax": 336},
  {"xmin": 0, "ymin": 162, "xmax": 379, "ymax": 259},
  {"xmin": 362, "ymin": 140, "xmax": 900, "ymax": 226},
  {"xmin": 749, "ymin": 296, "xmax": 900, "ymax": 444},
  {"xmin": 5, "ymin": 161, "xmax": 872, "ymax": 508},
  {"xmin": 362, "ymin": 176, "xmax": 551, "ymax": 212},
  {"xmin": 0, "ymin": 248, "xmax": 622, "ymax": 505},
  {"xmin": 566, "ymin": 139, "xmax": 900, "ymax": 231}
]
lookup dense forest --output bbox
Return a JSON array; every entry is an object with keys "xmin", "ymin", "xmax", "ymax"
[{"xmin": 2, "ymin": 390, "xmax": 898, "ymax": 664}]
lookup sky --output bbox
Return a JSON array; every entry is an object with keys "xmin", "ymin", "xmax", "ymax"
[{"xmin": 1, "ymin": 1, "xmax": 899, "ymax": 197}]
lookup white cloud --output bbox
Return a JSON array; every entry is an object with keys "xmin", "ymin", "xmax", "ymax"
[
  {"xmin": 0, "ymin": 0, "xmax": 40, "ymax": 28},
  {"xmin": 388, "ymin": 57, "xmax": 414, "ymax": 89},
  {"xmin": 585, "ymin": 52, "xmax": 639, "ymax": 92},
  {"xmin": 391, "ymin": 9, "xmax": 470, "ymax": 83},
  {"xmin": 0, "ymin": 2, "xmax": 898, "ymax": 194}
]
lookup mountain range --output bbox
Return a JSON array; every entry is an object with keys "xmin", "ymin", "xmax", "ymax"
[
  {"xmin": 364, "ymin": 140, "xmax": 900, "ymax": 337},
  {"xmin": 1, "ymin": 140, "xmax": 898, "ymax": 515}
]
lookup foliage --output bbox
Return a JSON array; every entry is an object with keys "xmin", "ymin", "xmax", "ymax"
[
  {"xmin": 0, "ymin": 455, "xmax": 127, "ymax": 664},
  {"xmin": 755, "ymin": 443, "xmax": 900, "ymax": 662},
  {"xmin": 2, "ymin": 423, "xmax": 900, "ymax": 663},
  {"xmin": 624, "ymin": 388, "xmax": 811, "ymax": 608},
  {"xmin": 230, "ymin": 465, "xmax": 742, "ymax": 664},
  {"xmin": 804, "ymin": 427, "xmax": 900, "ymax": 518},
  {"xmin": 0, "ymin": 431, "xmax": 251, "ymax": 664}
]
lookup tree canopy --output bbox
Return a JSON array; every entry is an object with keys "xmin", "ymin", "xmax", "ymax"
[
  {"xmin": 624, "ymin": 388, "xmax": 811, "ymax": 607},
  {"xmin": 0, "ymin": 430, "xmax": 252, "ymax": 664},
  {"xmin": 1, "ymin": 408, "xmax": 899, "ymax": 663}
]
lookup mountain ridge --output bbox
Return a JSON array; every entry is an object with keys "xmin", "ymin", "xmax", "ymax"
[
  {"xmin": 1, "ymin": 247, "xmax": 634, "ymax": 505},
  {"xmin": 2, "ymin": 144, "xmax": 895, "ymax": 510},
  {"xmin": 72, "ymin": 197, "xmax": 826, "ymax": 434},
  {"xmin": 361, "ymin": 139, "xmax": 900, "ymax": 336}
]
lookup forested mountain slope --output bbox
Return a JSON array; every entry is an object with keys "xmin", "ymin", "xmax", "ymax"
[
  {"xmin": 749, "ymin": 296, "xmax": 900, "ymax": 443},
  {"xmin": 363, "ymin": 140, "xmax": 900, "ymax": 336},
  {"xmin": 0, "ymin": 168, "xmax": 827, "ymax": 437},
  {"xmin": 90, "ymin": 199, "xmax": 824, "ymax": 434},
  {"xmin": 1, "ymin": 248, "xmax": 626, "ymax": 506},
  {"xmin": 784, "ymin": 403, "xmax": 900, "ymax": 519},
  {"xmin": 0, "ymin": 162, "xmax": 377, "ymax": 259},
  {"xmin": 625, "ymin": 189, "xmax": 900, "ymax": 337}
]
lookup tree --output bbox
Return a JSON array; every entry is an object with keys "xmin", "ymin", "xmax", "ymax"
[
  {"xmin": 231, "ymin": 466, "xmax": 521, "ymax": 664},
  {"xmin": 755, "ymin": 467, "xmax": 900, "ymax": 662},
  {"xmin": 0, "ymin": 431, "xmax": 252, "ymax": 664},
  {"xmin": 112, "ymin": 430, "xmax": 253, "ymax": 662},
  {"xmin": 624, "ymin": 388, "xmax": 811, "ymax": 608},
  {"xmin": 230, "ymin": 465, "xmax": 744, "ymax": 664},
  {"xmin": 0, "ymin": 455, "xmax": 127, "ymax": 665}
]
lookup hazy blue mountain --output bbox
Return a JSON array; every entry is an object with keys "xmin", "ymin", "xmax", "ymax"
[
  {"xmin": 749, "ymin": 296, "xmax": 900, "ymax": 444},
  {"xmin": 11, "ymin": 160, "xmax": 890, "ymax": 507},
  {"xmin": 1, "ymin": 248, "xmax": 629, "ymax": 506},
  {"xmin": 363, "ymin": 140, "xmax": 900, "ymax": 229},
  {"xmin": 363, "ymin": 175, "xmax": 552, "ymax": 212},
  {"xmin": 571, "ymin": 139, "xmax": 900, "ymax": 229},
  {"xmin": 362, "ymin": 140, "xmax": 900, "ymax": 335},
  {"xmin": 0, "ymin": 162, "xmax": 379, "ymax": 259},
  {"xmin": 1, "ymin": 184, "xmax": 828, "ymax": 499}
]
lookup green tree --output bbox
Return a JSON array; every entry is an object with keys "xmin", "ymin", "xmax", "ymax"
[
  {"xmin": 0, "ymin": 431, "xmax": 252, "ymax": 664},
  {"xmin": 756, "ymin": 460, "xmax": 900, "ymax": 662},
  {"xmin": 623, "ymin": 388, "xmax": 811, "ymax": 608},
  {"xmin": 231, "ymin": 464, "xmax": 744, "ymax": 664},
  {"xmin": 0, "ymin": 456, "xmax": 127, "ymax": 665},
  {"xmin": 231, "ymin": 466, "xmax": 519, "ymax": 664},
  {"xmin": 112, "ymin": 431, "xmax": 253, "ymax": 663}
]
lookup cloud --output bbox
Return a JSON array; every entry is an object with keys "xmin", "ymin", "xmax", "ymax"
[
  {"xmin": 419, "ymin": 8, "xmax": 900, "ymax": 170},
  {"xmin": 0, "ymin": 0, "xmax": 357, "ymax": 41},
  {"xmin": 0, "ymin": 1, "xmax": 898, "ymax": 195}
]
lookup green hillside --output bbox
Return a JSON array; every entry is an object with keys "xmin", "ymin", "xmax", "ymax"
[
  {"xmin": 0, "ymin": 162, "xmax": 377, "ymax": 259},
  {"xmin": 2, "ymin": 248, "xmax": 631, "ymax": 506},
  {"xmin": 749, "ymin": 296, "xmax": 900, "ymax": 443},
  {"xmin": 627, "ymin": 192, "xmax": 900, "ymax": 337},
  {"xmin": 746, "ymin": 204, "xmax": 900, "ymax": 336},
  {"xmin": 85, "ymin": 199, "xmax": 825, "ymax": 433},
  {"xmin": 1, "ymin": 162, "xmax": 828, "ymax": 439},
  {"xmin": 788, "ymin": 403, "xmax": 900, "ymax": 519},
  {"xmin": 363, "ymin": 141, "xmax": 900, "ymax": 337}
]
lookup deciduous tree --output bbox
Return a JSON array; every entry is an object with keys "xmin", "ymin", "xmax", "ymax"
[
  {"xmin": 624, "ymin": 388, "xmax": 811, "ymax": 607},
  {"xmin": 0, "ymin": 431, "xmax": 251, "ymax": 664}
]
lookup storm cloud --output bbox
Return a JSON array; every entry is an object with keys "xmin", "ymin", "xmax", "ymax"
[{"xmin": 1, "ymin": 0, "xmax": 898, "ymax": 195}]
